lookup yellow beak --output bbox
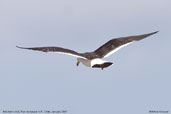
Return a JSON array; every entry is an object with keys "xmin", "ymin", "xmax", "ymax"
[{"xmin": 77, "ymin": 61, "xmax": 80, "ymax": 66}]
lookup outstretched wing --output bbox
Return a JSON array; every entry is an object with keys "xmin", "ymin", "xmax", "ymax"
[
  {"xmin": 16, "ymin": 46, "xmax": 86, "ymax": 59},
  {"xmin": 94, "ymin": 31, "xmax": 158, "ymax": 58}
]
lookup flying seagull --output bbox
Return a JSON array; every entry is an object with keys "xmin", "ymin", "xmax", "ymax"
[{"xmin": 17, "ymin": 31, "xmax": 158, "ymax": 70}]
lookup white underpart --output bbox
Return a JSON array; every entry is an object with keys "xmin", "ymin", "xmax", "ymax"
[
  {"xmin": 104, "ymin": 42, "xmax": 133, "ymax": 58},
  {"xmin": 77, "ymin": 58, "xmax": 107, "ymax": 67},
  {"xmin": 54, "ymin": 52, "xmax": 87, "ymax": 59},
  {"xmin": 91, "ymin": 58, "xmax": 108, "ymax": 67}
]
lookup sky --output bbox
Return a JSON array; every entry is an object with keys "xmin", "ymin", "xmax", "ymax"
[{"xmin": 0, "ymin": 0, "xmax": 171, "ymax": 114}]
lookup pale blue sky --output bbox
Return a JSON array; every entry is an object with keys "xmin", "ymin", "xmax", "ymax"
[{"xmin": 0, "ymin": 0, "xmax": 171, "ymax": 114}]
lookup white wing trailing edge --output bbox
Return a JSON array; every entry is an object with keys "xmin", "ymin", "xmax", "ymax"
[{"xmin": 104, "ymin": 42, "xmax": 133, "ymax": 58}]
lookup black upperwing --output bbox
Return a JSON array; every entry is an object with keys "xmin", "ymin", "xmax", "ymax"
[
  {"xmin": 16, "ymin": 46, "xmax": 86, "ymax": 59},
  {"xmin": 93, "ymin": 31, "xmax": 158, "ymax": 58}
]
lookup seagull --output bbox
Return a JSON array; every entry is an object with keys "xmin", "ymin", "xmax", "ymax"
[{"xmin": 17, "ymin": 31, "xmax": 158, "ymax": 70}]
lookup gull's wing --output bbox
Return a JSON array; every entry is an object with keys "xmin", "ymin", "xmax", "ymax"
[
  {"xmin": 94, "ymin": 31, "xmax": 158, "ymax": 58},
  {"xmin": 16, "ymin": 46, "xmax": 86, "ymax": 59}
]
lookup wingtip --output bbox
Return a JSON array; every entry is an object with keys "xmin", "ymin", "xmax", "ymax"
[
  {"xmin": 16, "ymin": 46, "xmax": 26, "ymax": 49},
  {"xmin": 147, "ymin": 31, "xmax": 159, "ymax": 36},
  {"xmin": 154, "ymin": 30, "xmax": 159, "ymax": 34},
  {"xmin": 153, "ymin": 31, "xmax": 159, "ymax": 34},
  {"xmin": 16, "ymin": 46, "xmax": 22, "ymax": 48}
]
